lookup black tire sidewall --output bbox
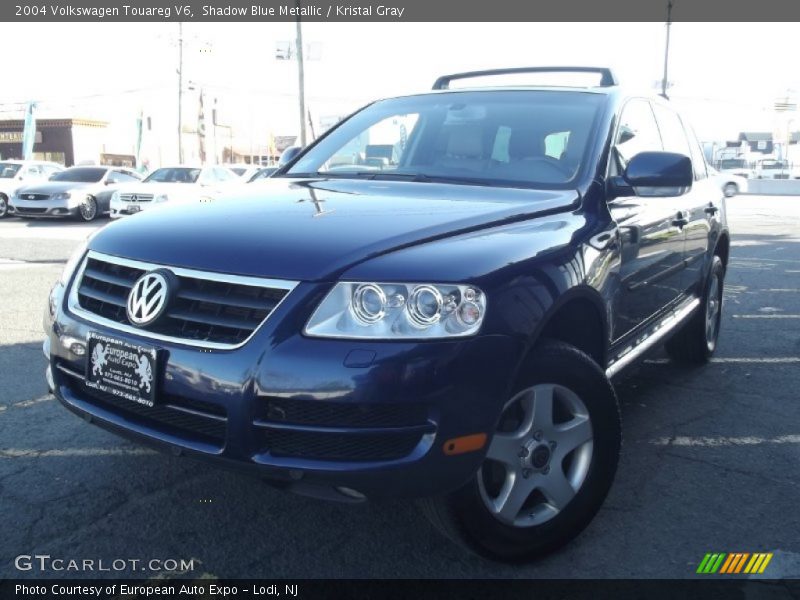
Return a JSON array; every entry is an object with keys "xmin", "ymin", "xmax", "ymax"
[
  {"xmin": 0, "ymin": 195, "xmax": 8, "ymax": 218},
  {"xmin": 704, "ymin": 256, "xmax": 725, "ymax": 353},
  {"xmin": 447, "ymin": 342, "xmax": 621, "ymax": 561}
]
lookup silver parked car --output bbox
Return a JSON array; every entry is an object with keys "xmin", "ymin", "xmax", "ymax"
[{"xmin": 9, "ymin": 166, "xmax": 142, "ymax": 221}]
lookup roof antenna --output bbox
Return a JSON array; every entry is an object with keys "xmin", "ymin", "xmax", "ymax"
[{"xmin": 660, "ymin": 0, "xmax": 674, "ymax": 99}]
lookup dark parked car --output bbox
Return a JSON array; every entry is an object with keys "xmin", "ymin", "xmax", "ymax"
[
  {"xmin": 10, "ymin": 165, "xmax": 142, "ymax": 221},
  {"xmin": 44, "ymin": 67, "xmax": 729, "ymax": 561}
]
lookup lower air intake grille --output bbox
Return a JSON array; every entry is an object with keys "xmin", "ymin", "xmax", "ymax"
[{"xmin": 265, "ymin": 429, "xmax": 423, "ymax": 462}]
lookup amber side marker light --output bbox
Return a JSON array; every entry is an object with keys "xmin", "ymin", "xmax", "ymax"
[{"xmin": 443, "ymin": 433, "xmax": 488, "ymax": 456}]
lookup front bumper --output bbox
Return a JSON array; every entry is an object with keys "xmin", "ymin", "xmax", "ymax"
[
  {"xmin": 110, "ymin": 198, "xmax": 155, "ymax": 218},
  {"xmin": 10, "ymin": 197, "xmax": 80, "ymax": 218},
  {"xmin": 46, "ymin": 283, "xmax": 524, "ymax": 500}
]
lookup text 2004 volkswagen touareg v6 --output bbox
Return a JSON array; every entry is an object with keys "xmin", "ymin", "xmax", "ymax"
[{"xmin": 44, "ymin": 67, "xmax": 728, "ymax": 561}]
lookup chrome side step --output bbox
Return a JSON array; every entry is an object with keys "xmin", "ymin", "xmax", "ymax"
[{"xmin": 606, "ymin": 298, "xmax": 701, "ymax": 379}]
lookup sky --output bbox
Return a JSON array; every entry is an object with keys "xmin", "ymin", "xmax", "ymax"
[{"xmin": 1, "ymin": 22, "xmax": 798, "ymax": 160}]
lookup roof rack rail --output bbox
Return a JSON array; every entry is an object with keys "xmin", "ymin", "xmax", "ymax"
[{"xmin": 432, "ymin": 67, "xmax": 618, "ymax": 90}]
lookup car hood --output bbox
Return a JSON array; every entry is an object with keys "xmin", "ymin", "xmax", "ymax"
[
  {"xmin": 91, "ymin": 178, "xmax": 580, "ymax": 281},
  {"xmin": 16, "ymin": 181, "xmax": 97, "ymax": 195}
]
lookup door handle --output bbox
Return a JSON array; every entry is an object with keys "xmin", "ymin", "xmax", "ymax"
[
  {"xmin": 704, "ymin": 204, "xmax": 719, "ymax": 216},
  {"xmin": 672, "ymin": 212, "xmax": 688, "ymax": 228}
]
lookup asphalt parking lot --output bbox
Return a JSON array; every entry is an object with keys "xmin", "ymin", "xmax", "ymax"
[{"xmin": 1, "ymin": 196, "xmax": 799, "ymax": 579}]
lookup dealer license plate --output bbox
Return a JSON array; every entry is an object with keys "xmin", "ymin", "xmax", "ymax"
[{"xmin": 85, "ymin": 332, "xmax": 158, "ymax": 407}]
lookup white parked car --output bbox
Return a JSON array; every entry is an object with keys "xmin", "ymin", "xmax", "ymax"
[
  {"xmin": 708, "ymin": 167, "xmax": 747, "ymax": 197},
  {"xmin": 110, "ymin": 165, "xmax": 239, "ymax": 218},
  {"xmin": 754, "ymin": 159, "xmax": 800, "ymax": 180},
  {"xmin": 717, "ymin": 158, "xmax": 754, "ymax": 180},
  {"xmin": 0, "ymin": 159, "xmax": 64, "ymax": 218}
]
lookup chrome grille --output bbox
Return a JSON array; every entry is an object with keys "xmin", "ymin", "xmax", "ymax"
[
  {"xmin": 68, "ymin": 251, "xmax": 297, "ymax": 348},
  {"xmin": 119, "ymin": 193, "xmax": 154, "ymax": 202},
  {"xmin": 19, "ymin": 193, "xmax": 50, "ymax": 201}
]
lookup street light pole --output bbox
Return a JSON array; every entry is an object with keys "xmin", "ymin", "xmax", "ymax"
[
  {"xmin": 661, "ymin": 0, "xmax": 673, "ymax": 98},
  {"xmin": 177, "ymin": 22, "xmax": 184, "ymax": 163},
  {"xmin": 295, "ymin": 0, "xmax": 307, "ymax": 146}
]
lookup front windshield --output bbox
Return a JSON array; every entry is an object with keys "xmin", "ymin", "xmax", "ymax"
[
  {"xmin": 50, "ymin": 167, "xmax": 106, "ymax": 183},
  {"xmin": 719, "ymin": 159, "xmax": 747, "ymax": 170},
  {"xmin": 285, "ymin": 90, "xmax": 604, "ymax": 188},
  {"xmin": 249, "ymin": 167, "xmax": 277, "ymax": 182},
  {"xmin": 143, "ymin": 167, "xmax": 201, "ymax": 183},
  {"xmin": 0, "ymin": 163, "xmax": 22, "ymax": 178}
]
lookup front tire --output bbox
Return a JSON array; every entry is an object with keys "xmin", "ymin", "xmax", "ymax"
[
  {"xmin": 0, "ymin": 194, "xmax": 8, "ymax": 218},
  {"xmin": 418, "ymin": 340, "xmax": 621, "ymax": 562},
  {"xmin": 78, "ymin": 195, "xmax": 98, "ymax": 222},
  {"xmin": 665, "ymin": 255, "xmax": 725, "ymax": 364}
]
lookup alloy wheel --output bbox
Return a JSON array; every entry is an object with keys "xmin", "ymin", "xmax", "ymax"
[
  {"xmin": 80, "ymin": 196, "xmax": 97, "ymax": 221},
  {"xmin": 478, "ymin": 383, "xmax": 594, "ymax": 527}
]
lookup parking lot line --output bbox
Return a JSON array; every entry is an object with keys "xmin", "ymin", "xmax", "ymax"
[
  {"xmin": 0, "ymin": 448, "xmax": 157, "ymax": 458},
  {"xmin": 645, "ymin": 357, "xmax": 800, "ymax": 364},
  {"xmin": 651, "ymin": 435, "xmax": 800, "ymax": 447},
  {"xmin": 732, "ymin": 314, "xmax": 800, "ymax": 319}
]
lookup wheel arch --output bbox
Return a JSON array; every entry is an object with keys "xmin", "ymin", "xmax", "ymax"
[
  {"xmin": 714, "ymin": 231, "xmax": 730, "ymax": 271},
  {"xmin": 528, "ymin": 286, "xmax": 609, "ymax": 370}
]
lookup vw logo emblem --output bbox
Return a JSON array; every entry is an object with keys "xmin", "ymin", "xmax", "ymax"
[
  {"xmin": 126, "ymin": 270, "xmax": 172, "ymax": 326},
  {"xmin": 27, "ymin": 195, "xmax": 35, "ymax": 199}
]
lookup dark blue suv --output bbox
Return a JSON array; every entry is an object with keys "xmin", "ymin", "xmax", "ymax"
[{"xmin": 44, "ymin": 67, "xmax": 729, "ymax": 561}]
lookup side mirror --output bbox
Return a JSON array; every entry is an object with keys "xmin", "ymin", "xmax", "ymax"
[
  {"xmin": 48, "ymin": 174, "xmax": 57, "ymax": 181},
  {"xmin": 623, "ymin": 151, "xmax": 693, "ymax": 197},
  {"xmin": 278, "ymin": 146, "xmax": 303, "ymax": 167}
]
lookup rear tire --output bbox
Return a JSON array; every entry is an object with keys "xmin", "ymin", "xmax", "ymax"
[
  {"xmin": 418, "ymin": 340, "xmax": 621, "ymax": 562},
  {"xmin": 665, "ymin": 255, "xmax": 724, "ymax": 365}
]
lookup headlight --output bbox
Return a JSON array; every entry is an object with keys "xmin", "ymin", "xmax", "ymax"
[
  {"xmin": 59, "ymin": 236, "xmax": 91, "ymax": 285},
  {"xmin": 304, "ymin": 282, "xmax": 486, "ymax": 339},
  {"xmin": 52, "ymin": 192, "xmax": 71, "ymax": 201},
  {"xmin": 111, "ymin": 191, "xmax": 120, "ymax": 203},
  {"xmin": 154, "ymin": 194, "xmax": 168, "ymax": 203}
]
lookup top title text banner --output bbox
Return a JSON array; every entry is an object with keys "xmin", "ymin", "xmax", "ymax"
[{"xmin": 5, "ymin": 0, "xmax": 800, "ymax": 22}]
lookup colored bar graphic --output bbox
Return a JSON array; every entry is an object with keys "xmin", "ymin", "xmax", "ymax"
[{"xmin": 704, "ymin": 552, "xmax": 774, "ymax": 575}]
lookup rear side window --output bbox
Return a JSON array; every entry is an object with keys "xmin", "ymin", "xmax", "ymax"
[
  {"xmin": 682, "ymin": 120, "xmax": 708, "ymax": 180},
  {"xmin": 653, "ymin": 105, "xmax": 692, "ymax": 158},
  {"xmin": 654, "ymin": 105, "xmax": 704, "ymax": 180},
  {"xmin": 613, "ymin": 99, "xmax": 663, "ymax": 170}
]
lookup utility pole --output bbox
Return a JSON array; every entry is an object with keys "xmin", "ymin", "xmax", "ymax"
[
  {"xmin": 177, "ymin": 22, "xmax": 184, "ymax": 163},
  {"xmin": 661, "ymin": 0, "xmax": 673, "ymax": 98},
  {"xmin": 295, "ymin": 0, "xmax": 307, "ymax": 146}
]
